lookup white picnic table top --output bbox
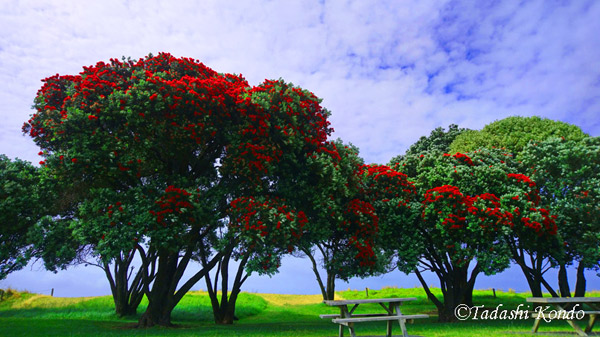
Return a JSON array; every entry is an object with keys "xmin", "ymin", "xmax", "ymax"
[
  {"xmin": 324, "ymin": 298, "xmax": 418, "ymax": 306},
  {"xmin": 526, "ymin": 297, "xmax": 600, "ymax": 336},
  {"xmin": 526, "ymin": 297, "xmax": 600, "ymax": 304}
]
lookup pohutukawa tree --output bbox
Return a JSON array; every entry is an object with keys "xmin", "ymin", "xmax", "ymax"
[
  {"xmin": 520, "ymin": 136, "xmax": 600, "ymax": 297},
  {"xmin": 391, "ymin": 149, "xmax": 557, "ymax": 321},
  {"xmin": 449, "ymin": 116, "xmax": 588, "ymax": 156},
  {"xmin": 295, "ymin": 140, "xmax": 395, "ymax": 301},
  {"xmin": 500, "ymin": 172, "xmax": 562, "ymax": 298},
  {"xmin": 197, "ymin": 79, "xmax": 331, "ymax": 324},
  {"xmin": 449, "ymin": 116, "xmax": 594, "ymax": 297},
  {"xmin": 0, "ymin": 155, "xmax": 48, "ymax": 279},
  {"xmin": 23, "ymin": 53, "xmax": 333, "ymax": 327},
  {"xmin": 298, "ymin": 140, "xmax": 377, "ymax": 300},
  {"xmin": 200, "ymin": 195, "xmax": 307, "ymax": 324}
]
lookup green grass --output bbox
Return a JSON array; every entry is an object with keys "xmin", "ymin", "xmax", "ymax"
[{"xmin": 1, "ymin": 287, "xmax": 598, "ymax": 336}]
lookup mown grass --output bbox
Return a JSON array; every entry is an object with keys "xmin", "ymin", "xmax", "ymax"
[{"xmin": 1, "ymin": 287, "xmax": 598, "ymax": 336}]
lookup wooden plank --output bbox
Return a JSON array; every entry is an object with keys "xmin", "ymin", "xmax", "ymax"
[
  {"xmin": 333, "ymin": 314, "xmax": 429, "ymax": 324},
  {"xmin": 324, "ymin": 298, "xmax": 417, "ymax": 306},
  {"xmin": 526, "ymin": 297, "xmax": 600, "ymax": 304},
  {"xmin": 320, "ymin": 313, "xmax": 396, "ymax": 319}
]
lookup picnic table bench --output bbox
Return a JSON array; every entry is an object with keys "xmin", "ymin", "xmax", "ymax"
[
  {"xmin": 526, "ymin": 297, "xmax": 600, "ymax": 336},
  {"xmin": 321, "ymin": 297, "xmax": 428, "ymax": 337}
]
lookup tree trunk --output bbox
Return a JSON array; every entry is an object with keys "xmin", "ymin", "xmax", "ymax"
[
  {"xmin": 136, "ymin": 246, "xmax": 221, "ymax": 328},
  {"xmin": 303, "ymin": 247, "xmax": 328, "ymax": 301},
  {"xmin": 414, "ymin": 260, "xmax": 477, "ymax": 322},
  {"xmin": 103, "ymin": 251, "xmax": 148, "ymax": 317},
  {"xmin": 511, "ymin": 249, "xmax": 546, "ymax": 298},
  {"xmin": 137, "ymin": 296, "xmax": 175, "ymax": 327},
  {"xmin": 325, "ymin": 269, "xmax": 336, "ymax": 300},
  {"xmin": 137, "ymin": 251, "xmax": 178, "ymax": 327},
  {"xmin": 203, "ymin": 245, "xmax": 249, "ymax": 325},
  {"xmin": 414, "ymin": 269, "xmax": 447, "ymax": 321},
  {"xmin": 558, "ymin": 263, "xmax": 571, "ymax": 297},
  {"xmin": 574, "ymin": 261, "xmax": 586, "ymax": 297}
]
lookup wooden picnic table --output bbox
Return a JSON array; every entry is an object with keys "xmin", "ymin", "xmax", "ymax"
[
  {"xmin": 526, "ymin": 297, "xmax": 600, "ymax": 336},
  {"xmin": 321, "ymin": 297, "xmax": 428, "ymax": 337}
]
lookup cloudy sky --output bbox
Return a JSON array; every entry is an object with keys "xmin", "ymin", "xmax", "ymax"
[{"xmin": 1, "ymin": 0, "xmax": 599, "ymax": 297}]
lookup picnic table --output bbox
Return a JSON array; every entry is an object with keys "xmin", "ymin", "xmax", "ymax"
[
  {"xmin": 321, "ymin": 297, "xmax": 428, "ymax": 337},
  {"xmin": 526, "ymin": 297, "xmax": 600, "ymax": 336}
]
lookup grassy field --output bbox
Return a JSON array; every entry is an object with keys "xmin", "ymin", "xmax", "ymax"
[{"xmin": 1, "ymin": 287, "xmax": 598, "ymax": 336}]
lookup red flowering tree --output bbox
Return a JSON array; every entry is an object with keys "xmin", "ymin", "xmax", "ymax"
[
  {"xmin": 520, "ymin": 136, "xmax": 600, "ymax": 297},
  {"xmin": 23, "ymin": 54, "xmax": 333, "ymax": 327},
  {"xmin": 291, "ymin": 141, "xmax": 393, "ymax": 301},
  {"xmin": 497, "ymin": 171, "xmax": 562, "ymax": 298},
  {"xmin": 199, "ymin": 195, "xmax": 307, "ymax": 324},
  {"xmin": 391, "ymin": 149, "xmax": 558, "ymax": 321},
  {"xmin": 450, "ymin": 117, "xmax": 595, "ymax": 298},
  {"xmin": 194, "ymin": 79, "xmax": 333, "ymax": 323}
]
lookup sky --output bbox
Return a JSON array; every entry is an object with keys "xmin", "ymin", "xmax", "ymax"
[{"xmin": 1, "ymin": 0, "xmax": 599, "ymax": 297}]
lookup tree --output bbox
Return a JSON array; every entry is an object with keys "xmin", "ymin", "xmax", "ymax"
[
  {"xmin": 449, "ymin": 116, "xmax": 588, "ymax": 156},
  {"xmin": 294, "ymin": 140, "xmax": 394, "ymax": 301},
  {"xmin": 520, "ymin": 136, "xmax": 600, "ymax": 297},
  {"xmin": 23, "ymin": 54, "xmax": 333, "ymax": 327},
  {"xmin": 404, "ymin": 124, "xmax": 468, "ymax": 157},
  {"xmin": 196, "ymin": 79, "xmax": 332, "ymax": 324},
  {"xmin": 201, "ymin": 195, "xmax": 307, "ymax": 324},
  {"xmin": 391, "ymin": 149, "xmax": 557, "ymax": 321},
  {"xmin": 0, "ymin": 155, "xmax": 45, "ymax": 279},
  {"xmin": 450, "ymin": 116, "xmax": 594, "ymax": 297},
  {"xmin": 501, "ymin": 172, "xmax": 562, "ymax": 298}
]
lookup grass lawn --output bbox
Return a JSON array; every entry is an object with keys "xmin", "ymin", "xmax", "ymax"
[{"xmin": 1, "ymin": 287, "xmax": 598, "ymax": 336}]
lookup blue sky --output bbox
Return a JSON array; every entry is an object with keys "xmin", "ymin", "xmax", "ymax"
[{"xmin": 1, "ymin": 0, "xmax": 599, "ymax": 297}]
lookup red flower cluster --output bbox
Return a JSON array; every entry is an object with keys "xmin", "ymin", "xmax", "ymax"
[
  {"xmin": 443, "ymin": 152, "xmax": 474, "ymax": 166},
  {"xmin": 360, "ymin": 164, "xmax": 416, "ymax": 206},
  {"xmin": 342, "ymin": 199, "xmax": 379, "ymax": 266},
  {"xmin": 229, "ymin": 196, "xmax": 307, "ymax": 241},
  {"xmin": 519, "ymin": 207, "xmax": 558, "ymax": 236},
  {"xmin": 507, "ymin": 173, "xmax": 536, "ymax": 187},
  {"xmin": 423, "ymin": 186, "xmax": 511, "ymax": 231},
  {"xmin": 149, "ymin": 186, "xmax": 194, "ymax": 226}
]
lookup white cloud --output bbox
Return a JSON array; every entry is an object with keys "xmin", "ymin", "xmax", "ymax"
[{"xmin": 1, "ymin": 0, "xmax": 599, "ymax": 295}]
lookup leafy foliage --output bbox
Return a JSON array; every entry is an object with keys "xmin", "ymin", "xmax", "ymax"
[
  {"xmin": 520, "ymin": 137, "xmax": 600, "ymax": 269},
  {"xmin": 0, "ymin": 156, "xmax": 46, "ymax": 279},
  {"xmin": 391, "ymin": 148, "xmax": 557, "ymax": 320},
  {"xmin": 403, "ymin": 124, "xmax": 469, "ymax": 157},
  {"xmin": 23, "ymin": 53, "xmax": 334, "ymax": 326},
  {"xmin": 449, "ymin": 116, "xmax": 588, "ymax": 156}
]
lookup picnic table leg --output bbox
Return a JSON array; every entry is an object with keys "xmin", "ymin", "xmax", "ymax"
[
  {"xmin": 550, "ymin": 304, "xmax": 587, "ymax": 337},
  {"xmin": 385, "ymin": 303, "xmax": 394, "ymax": 337},
  {"xmin": 585, "ymin": 303, "xmax": 599, "ymax": 333},
  {"xmin": 564, "ymin": 319, "xmax": 588, "ymax": 337},
  {"xmin": 585, "ymin": 314, "xmax": 597, "ymax": 333},
  {"xmin": 532, "ymin": 315, "xmax": 542, "ymax": 333},
  {"xmin": 340, "ymin": 305, "xmax": 357, "ymax": 337},
  {"xmin": 393, "ymin": 303, "xmax": 409, "ymax": 337}
]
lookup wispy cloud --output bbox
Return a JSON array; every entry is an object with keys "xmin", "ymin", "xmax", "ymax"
[{"xmin": 1, "ymin": 0, "xmax": 599, "ymax": 295}]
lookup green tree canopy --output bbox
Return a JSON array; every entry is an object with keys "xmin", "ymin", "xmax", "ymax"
[
  {"xmin": 449, "ymin": 116, "xmax": 588, "ymax": 156},
  {"xmin": 448, "ymin": 116, "xmax": 595, "ymax": 297},
  {"xmin": 403, "ymin": 124, "xmax": 469, "ymax": 157},
  {"xmin": 23, "ymin": 53, "xmax": 334, "ymax": 327},
  {"xmin": 0, "ymin": 155, "xmax": 46, "ymax": 279},
  {"xmin": 391, "ymin": 149, "xmax": 557, "ymax": 321},
  {"xmin": 294, "ymin": 140, "xmax": 391, "ymax": 301},
  {"xmin": 520, "ymin": 136, "xmax": 600, "ymax": 297}
]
